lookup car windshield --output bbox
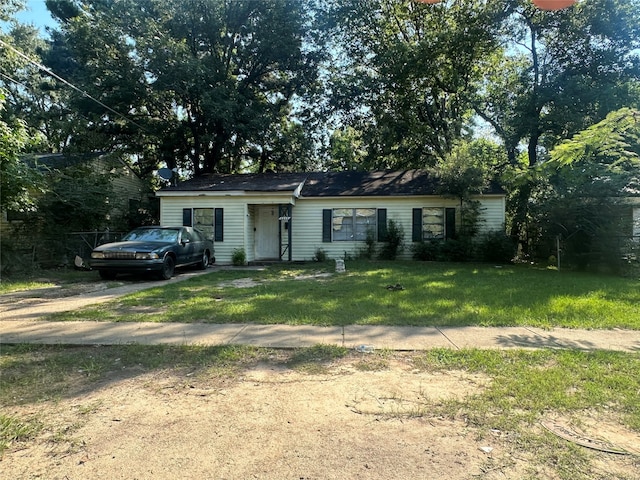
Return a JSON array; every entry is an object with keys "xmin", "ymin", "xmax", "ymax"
[{"xmin": 123, "ymin": 228, "xmax": 180, "ymax": 243}]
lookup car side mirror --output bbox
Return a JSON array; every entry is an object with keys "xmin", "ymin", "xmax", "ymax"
[{"xmin": 181, "ymin": 239, "xmax": 190, "ymax": 246}]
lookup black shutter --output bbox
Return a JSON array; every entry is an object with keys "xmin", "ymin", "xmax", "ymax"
[
  {"xmin": 322, "ymin": 209, "xmax": 332, "ymax": 242},
  {"xmin": 445, "ymin": 208, "xmax": 456, "ymax": 240},
  {"xmin": 214, "ymin": 208, "xmax": 224, "ymax": 242},
  {"xmin": 377, "ymin": 208, "xmax": 388, "ymax": 242},
  {"xmin": 183, "ymin": 208, "xmax": 192, "ymax": 227},
  {"xmin": 412, "ymin": 208, "xmax": 422, "ymax": 242}
]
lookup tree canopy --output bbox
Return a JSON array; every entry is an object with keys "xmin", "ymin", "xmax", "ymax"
[{"xmin": 31, "ymin": 0, "xmax": 326, "ymax": 175}]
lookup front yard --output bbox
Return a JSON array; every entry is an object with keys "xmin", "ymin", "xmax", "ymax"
[
  {"xmin": 44, "ymin": 261, "xmax": 640, "ymax": 329},
  {"xmin": 2, "ymin": 262, "xmax": 640, "ymax": 479}
]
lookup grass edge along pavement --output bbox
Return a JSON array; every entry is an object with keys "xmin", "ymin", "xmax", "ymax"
[{"xmin": 43, "ymin": 261, "xmax": 640, "ymax": 330}]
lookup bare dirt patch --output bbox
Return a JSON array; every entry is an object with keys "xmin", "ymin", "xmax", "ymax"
[{"xmin": 3, "ymin": 355, "xmax": 639, "ymax": 480}]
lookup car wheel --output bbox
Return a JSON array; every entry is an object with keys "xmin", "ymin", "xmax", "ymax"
[
  {"xmin": 99, "ymin": 270, "xmax": 117, "ymax": 280},
  {"xmin": 159, "ymin": 255, "xmax": 175, "ymax": 280},
  {"xmin": 197, "ymin": 251, "xmax": 209, "ymax": 270}
]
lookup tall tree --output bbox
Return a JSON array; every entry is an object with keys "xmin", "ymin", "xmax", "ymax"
[
  {"xmin": 471, "ymin": 0, "xmax": 640, "ymax": 250},
  {"xmin": 43, "ymin": 0, "xmax": 325, "ymax": 176},
  {"xmin": 324, "ymin": 0, "xmax": 505, "ymax": 169},
  {"xmin": 0, "ymin": 91, "xmax": 43, "ymax": 213},
  {"xmin": 474, "ymin": 0, "xmax": 640, "ymax": 169}
]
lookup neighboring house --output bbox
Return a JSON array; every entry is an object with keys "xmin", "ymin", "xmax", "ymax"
[
  {"xmin": 2, "ymin": 152, "xmax": 149, "ymax": 227},
  {"xmin": 1, "ymin": 152, "xmax": 152, "ymax": 270},
  {"xmin": 156, "ymin": 170, "xmax": 506, "ymax": 264}
]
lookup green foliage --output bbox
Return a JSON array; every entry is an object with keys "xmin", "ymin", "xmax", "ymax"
[
  {"xmin": 37, "ymin": 0, "xmax": 325, "ymax": 175},
  {"xmin": 325, "ymin": 0, "xmax": 503, "ymax": 169},
  {"xmin": 475, "ymin": 231, "xmax": 516, "ymax": 264},
  {"xmin": 378, "ymin": 219, "xmax": 404, "ymax": 260},
  {"xmin": 534, "ymin": 108, "xmax": 640, "ymax": 271},
  {"xmin": 434, "ymin": 140, "xmax": 503, "ymax": 199},
  {"xmin": 313, "ymin": 248, "xmax": 327, "ymax": 262},
  {"xmin": 358, "ymin": 228, "xmax": 377, "ymax": 260},
  {"xmin": 232, "ymin": 248, "xmax": 247, "ymax": 266},
  {"xmin": 0, "ymin": 94, "xmax": 43, "ymax": 213},
  {"xmin": 411, "ymin": 240, "xmax": 440, "ymax": 261}
]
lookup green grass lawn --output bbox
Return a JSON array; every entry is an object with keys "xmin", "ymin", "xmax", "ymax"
[{"xmin": 52, "ymin": 261, "xmax": 640, "ymax": 329}]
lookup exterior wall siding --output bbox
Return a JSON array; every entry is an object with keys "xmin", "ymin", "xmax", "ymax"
[
  {"xmin": 160, "ymin": 194, "xmax": 292, "ymax": 264},
  {"xmin": 290, "ymin": 195, "xmax": 506, "ymax": 262},
  {"xmin": 160, "ymin": 194, "xmax": 506, "ymax": 264}
]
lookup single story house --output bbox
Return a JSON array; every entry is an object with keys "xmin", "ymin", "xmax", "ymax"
[{"xmin": 156, "ymin": 170, "xmax": 506, "ymax": 264}]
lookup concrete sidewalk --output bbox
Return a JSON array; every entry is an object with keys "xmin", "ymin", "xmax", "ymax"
[
  {"xmin": 1, "ymin": 268, "xmax": 639, "ymax": 352},
  {"xmin": 1, "ymin": 320, "xmax": 638, "ymax": 352}
]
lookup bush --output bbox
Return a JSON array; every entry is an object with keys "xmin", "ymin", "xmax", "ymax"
[
  {"xmin": 313, "ymin": 248, "xmax": 327, "ymax": 262},
  {"xmin": 476, "ymin": 231, "xmax": 516, "ymax": 263},
  {"xmin": 412, "ymin": 240, "xmax": 439, "ymax": 261},
  {"xmin": 231, "ymin": 248, "xmax": 246, "ymax": 266},
  {"xmin": 439, "ymin": 238, "xmax": 473, "ymax": 262},
  {"xmin": 358, "ymin": 228, "xmax": 377, "ymax": 259},
  {"xmin": 411, "ymin": 238, "xmax": 474, "ymax": 262},
  {"xmin": 378, "ymin": 219, "xmax": 404, "ymax": 260}
]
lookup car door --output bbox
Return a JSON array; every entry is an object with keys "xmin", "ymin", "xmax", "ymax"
[{"xmin": 177, "ymin": 228, "xmax": 195, "ymax": 265}]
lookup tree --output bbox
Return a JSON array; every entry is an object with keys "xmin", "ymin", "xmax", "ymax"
[
  {"xmin": 42, "ymin": 0, "xmax": 325, "ymax": 176},
  {"xmin": 324, "ymin": 0, "xmax": 505, "ymax": 169},
  {"xmin": 0, "ymin": 91, "xmax": 43, "ymax": 213},
  {"xmin": 536, "ymin": 108, "xmax": 640, "ymax": 269},
  {"xmin": 473, "ymin": 0, "xmax": 640, "ymax": 250}
]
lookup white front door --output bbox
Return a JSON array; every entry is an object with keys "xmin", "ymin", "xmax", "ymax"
[{"xmin": 255, "ymin": 206, "xmax": 280, "ymax": 259}]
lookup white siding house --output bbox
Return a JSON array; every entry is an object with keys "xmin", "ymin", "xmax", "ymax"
[{"xmin": 156, "ymin": 170, "xmax": 506, "ymax": 264}]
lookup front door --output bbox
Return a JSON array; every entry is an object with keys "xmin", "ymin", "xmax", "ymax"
[{"xmin": 255, "ymin": 206, "xmax": 280, "ymax": 260}]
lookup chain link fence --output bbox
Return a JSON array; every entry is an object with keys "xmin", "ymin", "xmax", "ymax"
[
  {"xmin": 1, "ymin": 229, "xmax": 126, "ymax": 274},
  {"xmin": 528, "ymin": 234, "xmax": 640, "ymax": 275}
]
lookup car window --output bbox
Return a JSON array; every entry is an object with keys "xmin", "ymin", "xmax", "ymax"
[
  {"xmin": 182, "ymin": 230, "xmax": 193, "ymax": 243},
  {"xmin": 123, "ymin": 228, "xmax": 179, "ymax": 243},
  {"xmin": 192, "ymin": 230, "xmax": 203, "ymax": 242}
]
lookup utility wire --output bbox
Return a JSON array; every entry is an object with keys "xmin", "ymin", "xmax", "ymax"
[
  {"xmin": 0, "ymin": 38, "xmax": 147, "ymax": 131},
  {"xmin": 0, "ymin": 69, "xmax": 29, "ymax": 90}
]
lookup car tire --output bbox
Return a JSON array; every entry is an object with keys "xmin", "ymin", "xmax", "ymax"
[
  {"xmin": 99, "ymin": 270, "xmax": 117, "ymax": 280},
  {"xmin": 159, "ymin": 255, "xmax": 175, "ymax": 280},
  {"xmin": 197, "ymin": 251, "xmax": 209, "ymax": 270}
]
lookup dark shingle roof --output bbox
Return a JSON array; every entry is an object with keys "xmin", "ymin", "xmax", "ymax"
[
  {"xmin": 161, "ymin": 172, "xmax": 309, "ymax": 192},
  {"xmin": 302, "ymin": 170, "xmax": 441, "ymax": 196},
  {"xmin": 160, "ymin": 170, "xmax": 505, "ymax": 196}
]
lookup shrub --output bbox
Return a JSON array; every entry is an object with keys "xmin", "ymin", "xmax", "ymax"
[
  {"xmin": 439, "ymin": 238, "xmax": 473, "ymax": 262},
  {"xmin": 358, "ymin": 228, "xmax": 377, "ymax": 259},
  {"xmin": 231, "ymin": 247, "xmax": 246, "ymax": 266},
  {"xmin": 476, "ymin": 231, "xmax": 516, "ymax": 263},
  {"xmin": 378, "ymin": 219, "xmax": 404, "ymax": 260},
  {"xmin": 411, "ymin": 240, "xmax": 439, "ymax": 261},
  {"xmin": 313, "ymin": 248, "xmax": 327, "ymax": 262}
]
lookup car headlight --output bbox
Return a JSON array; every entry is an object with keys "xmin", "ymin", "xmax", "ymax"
[
  {"xmin": 91, "ymin": 252, "xmax": 105, "ymax": 259},
  {"xmin": 135, "ymin": 252, "xmax": 160, "ymax": 260}
]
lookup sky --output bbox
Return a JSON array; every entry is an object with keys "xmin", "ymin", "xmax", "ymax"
[{"xmin": 10, "ymin": 0, "xmax": 56, "ymax": 34}]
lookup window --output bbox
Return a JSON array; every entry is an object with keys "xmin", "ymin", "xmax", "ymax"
[
  {"xmin": 183, "ymin": 207, "xmax": 224, "ymax": 241},
  {"xmin": 194, "ymin": 208, "xmax": 214, "ymax": 241},
  {"xmin": 412, "ymin": 207, "xmax": 456, "ymax": 241},
  {"xmin": 332, "ymin": 208, "xmax": 377, "ymax": 241},
  {"xmin": 422, "ymin": 207, "xmax": 444, "ymax": 239}
]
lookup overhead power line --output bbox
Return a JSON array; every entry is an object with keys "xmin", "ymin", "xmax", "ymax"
[{"xmin": 0, "ymin": 38, "xmax": 146, "ymax": 131}]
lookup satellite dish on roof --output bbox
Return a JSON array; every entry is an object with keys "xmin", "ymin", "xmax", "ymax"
[{"xmin": 158, "ymin": 168, "xmax": 173, "ymax": 180}]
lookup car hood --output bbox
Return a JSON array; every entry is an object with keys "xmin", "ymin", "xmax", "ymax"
[{"xmin": 93, "ymin": 241, "xmax": 173, "ymax": 253}]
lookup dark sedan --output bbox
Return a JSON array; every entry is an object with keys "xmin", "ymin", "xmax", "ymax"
[{"xmin": 89, "ymin": 226, "xmax": 214, "ymax": 280}]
